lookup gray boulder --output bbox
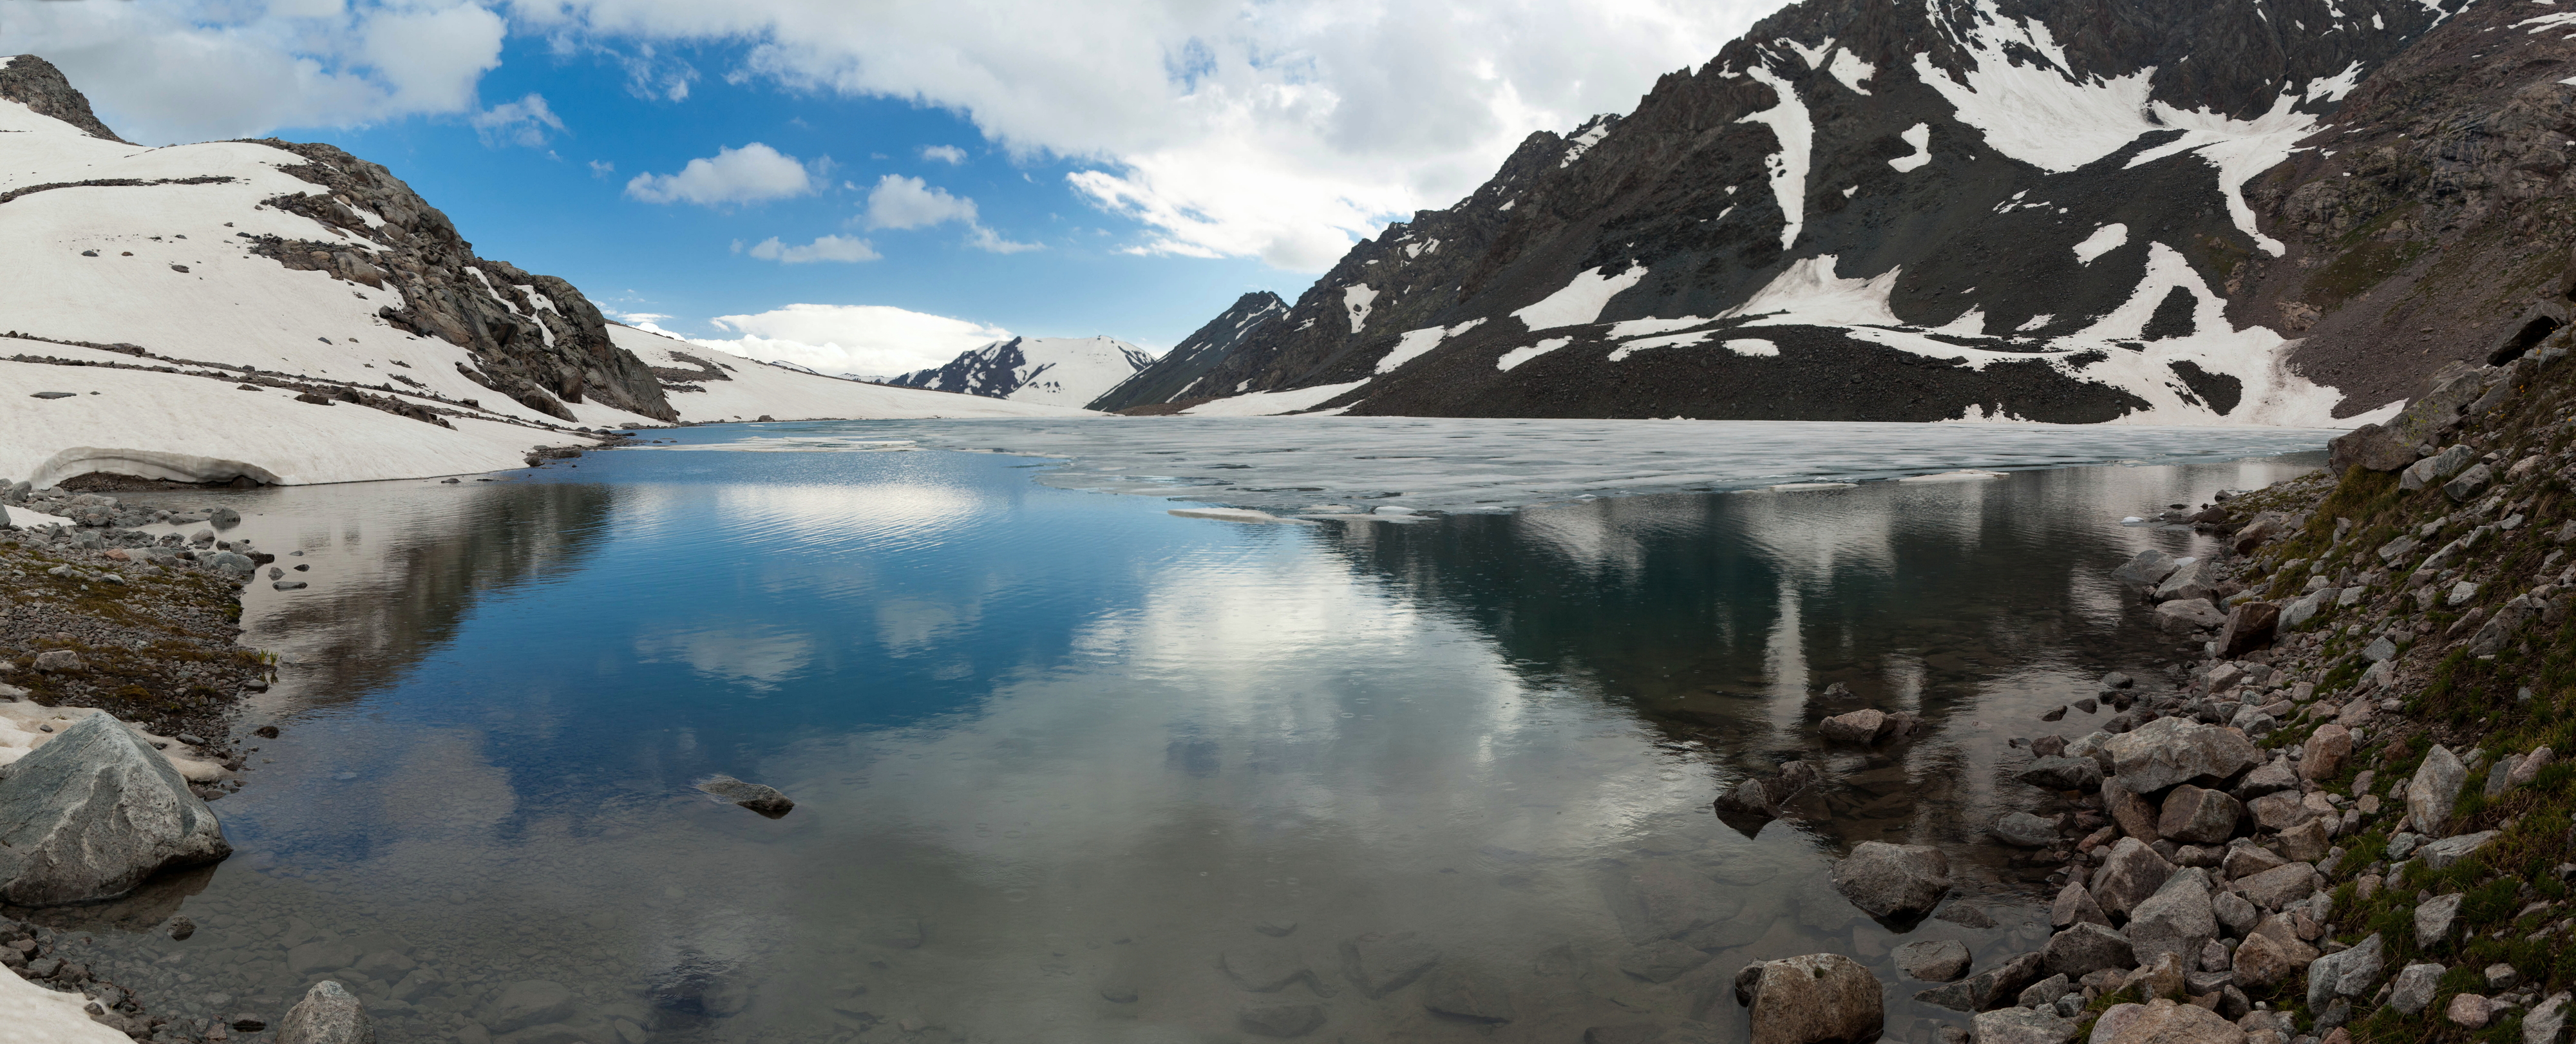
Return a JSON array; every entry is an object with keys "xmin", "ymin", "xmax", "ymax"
[
  {"xmin": 1914, "ymin": 952, "xmax": 2047, "ymax": 1013},
  {"xmin": 2418, "ymin": 830, "xmax": 2499, "ymax": 871},
  {"xmin": 278, "ymin": 980, "xmax": 374, "ymax": 1044},
  {"xmin": 2103, "ymin": 718, "xmax": 2262, "ymax": 793},
  {"xmin": 2402, "ymin": 444, "xmax": 2476, "ymax": 491},
  {"xmin": 2153, "ymin": 560, "xmax": 2218, "ymax": 603},
  {"xmin": 2041, "ymin": 922, "xmax": 2134, "ymax": 978},
  {"xmin": 696, "ymin": 775, "xmax": 794, "ymax": 817},
  {"xmin": 1714, "ymin": 761, "xmax": 1819, "ymax": 822},
  {"xmin": 2112, "ymin": 550, "xmax": 2182, "ymax": 587},
  {"xmin": 0, "ymin": 712, "xmax": 231, "ymax": 906},
  {"xmin": 2211, "ymin": 889, "xmax": 2257, "ymax": 936},
  {"xmin": 2154, "ymin": 786, "xmax": 2240, "ymax": 845},
  {"xmin": 2090, "ymin": 998, "xmax": 2242, "ymax": 1044},
  {"xmin": 2088, "ymin": 838, "xmax": 2174, "ymax": 916},
  {"xmin": 2408, "ymin": 745, "xmax": 2468, "ymax": 833},
  {"xmin": 2233, "ymin": 864, "xmax": 2320, "ymax": 909},
  {"xmin": 1973, "ymin": 1007, "xmax": 2077, "ymax": 1044},
  {"xmin": 2529, "ymin": 992, "xmax": 2571, "ymax": 1044},
  {"xmin": 2153, "ymin": 598, "xmax": 2226, "ymax": 633},
  {"xmin": 1893, "ymin": 939, "xmax": 1972, "ymax": 982},
  {"xmin": 2050, "ymin": 882, "xmax": 2109, "ymax": 928},
  {"xmin": 2391, "ymin": 963, "xmax": 2444, "ymax": 1015},
  {"xmin": 2019, "ymin": 757, "xmax": 2103, "ymax": 792},
  {"xmin": 2123, "ymin": 869, "xmax": 2217, "ymax": 970},
  {"xmin": 2306, "ymin": 933, "xmax": 2385, "ymax": 1009},
  {"xmin": 1830, "ymin": 842, "xmax": 1951, "ymax": 921},
  {"xmin": 2416, "ymin": 892, "xmax": 2464, "ymax": 948},
  {"xmin": 2444, "ymin": 462, "xmax": 2494, "ymax": 502},
  {"xmin": 1738, "ymin": 954, "xmax": 1883, "ymax": 1044}
]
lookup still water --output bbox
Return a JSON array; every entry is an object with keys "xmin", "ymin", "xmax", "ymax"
[{"xmin": 23, "ymin": 424, "xmax": 2318, "ymax": 1044}]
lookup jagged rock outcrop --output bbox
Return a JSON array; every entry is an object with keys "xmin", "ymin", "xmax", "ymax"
[
  {"xmin": 233, "ymin": 140, "xmax": 676, "ymax": 422},
  {"xmin": 1089, "ymin": 291, "xmax": 1287, "ymax": 412},
  {"xmin": 0, "ymin": 55, "xmax": 129, "ymax": 144},
  {"xmin": 1128, "ymin": 0, "xmax": 2570, "ymax": 425}
]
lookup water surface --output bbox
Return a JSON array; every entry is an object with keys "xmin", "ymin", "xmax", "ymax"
[{"xmin": 21, "ymin": 423, "xmax": 2320, "ymax": 1044}]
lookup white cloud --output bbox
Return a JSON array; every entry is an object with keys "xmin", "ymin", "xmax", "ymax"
[
  {"xmin": 625, "ymin": 142, "xmax": 817, "ymax": 206},
  {"xmin": 966, "ymin": 224, "xmax": 1043, "ymax": 254},
  {"xmin": 469, "ymin": 92, "xmax": 564, "ymax": 147},
  {"xmin": 743, "ymin": 234, "xmax": 880, "ymax": 263},
  {"xmin": 920, "ymin": 144, "xmax": 967, "ymax": 164},
  {"xmin": 10, "ymin": 0, "xmax": 1776, "ymax": 268},
  {"xmin": 692, "ymin": 303, "xmax": 1013, "ymax": 377},
  {"xmin": 588, "ymin": 159, "xmax": 616, "ymax": 177},
  {"xmin": 864, "ymin": 174, "xmax": 977, "ymax": 229}
]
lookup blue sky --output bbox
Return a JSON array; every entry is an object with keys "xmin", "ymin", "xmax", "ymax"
[{"xmin": 6, "ymin": 0, "xmax": 1779, "ymax": 377}]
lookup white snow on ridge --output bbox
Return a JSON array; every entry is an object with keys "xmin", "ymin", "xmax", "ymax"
[
  {"xmin": 1342, "ymin": 283, "xmax": 1379, "ymax": 334},
  {"xmin": 1825, "ymin": 50, "xmax": 1877, "ymax": 95},
  {"xmin": 1513, "ymin": 263, "xmax": 1647, "ymax": 332},
  {"xmin": 614, "ymin": 326, "xmax": 1092, "ymax": 422},
  {"xmin": 2073, "ymin": 223, "xmax": 2129, "ymax": 263},
  {"xmin": 1496, "ymin": 337, "xmax": 1573, "ymax": 372},
  {"xmin": 1889, "ymin": 123, "xmax": 1933, "ymax": 172},
  {"xmin": 2304, "ymin": 61, "xmax": 2366, "ymax": 102},
  {"xmin": 1607, "ymin": 331, "xmax": 1713, "ymax": 361},
  {"xmin": 993, "ymin": 336, "xmax": 1153, "ymax": 406},
  {"xmin": 1736, "ymin": 63, "xmax": 1814, "ymax": 251},
  {"xmin": 1180, "ymin": 379, "xmax": 1369, "ymax": 416},
  {"xmin": 1723, "ymin": 256, "xmax": 1902, "ymax": 327},
  {"xmin": 1377, "ymin": 318, "xmax": 1487, "ymax": 374}
]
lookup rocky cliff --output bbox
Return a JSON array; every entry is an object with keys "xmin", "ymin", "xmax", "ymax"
[
  {"xmin": 1137, "ymin": 0, "xmax": 2573, "ymax": 425},
  {"xmin": 1088, "ymin": 291, "xmax": 1287, "ymax": 412}
]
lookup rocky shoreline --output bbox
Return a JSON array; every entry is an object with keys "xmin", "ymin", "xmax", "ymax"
[{"xmin": 1720, "ymin": 350, "xmax": 2576, "ymax": 1044}]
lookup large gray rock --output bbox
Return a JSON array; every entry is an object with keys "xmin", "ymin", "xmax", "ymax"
[
  {"xmin": 2530, "ymin": 992, "xmax": 2571, "ymax": 1044},
  {"xmin": 2088, "ymin": 838, "xmax": 2174, "ymax": 917},
  {"xmin": 2103, "ymin": 719, "xmax": 2262, "ymax": 793},
  {"xmin": 2417, "ymin": 892, "xmax": 2464, "ymax": 947},
  {"xmin": 2233, "ymin": 863, "xmax": 2320, "ymax": 909},
  {"xmin": 1738, "ymin": 954, "xmax": 1883, "ymax": 1044},
  {"xmin": 2112, "ymin": 550, "xmax": 2182, "ymax": 587},
  {"xmin": 2211, "ymin": 889, "xmax": 2257, "ymax": 936},
  {"xmin": 278, "ymin": 980, "xmax": 374, "ymax": 1044},
  {"xmin": 2391, "ymin": 963, "xmax": 2444, "ymax": 1015},
  {"xmin": 1830, "ymin": 842, "xmax": 1951, "ymax": 921},
  {"xmin": 1915, "ymin": 952, "xmax": 2047, "ymax": 1013},
  {"xmin": 2418, "ymin": 831, "xmax": 2499, "ymax": 871},
  {"xmin": 2090, "ymin": 999, "xmax": 2242, "ymax": 1044},
  {"xmin": 2152, "ymin": 598, "xmax": 2227, "ymax": 633},
  {"xmin": 2154, "ymin": 786, "xmax": 2240, "ymax": 845},
  {"xmin": 2408, "ymin": 746, "xmax": 2468, "ymax": 833},
  {"xmin": 2402, "ymin": 444, "xmax": 2476, "ymax": 492},
  {"xmin": 1975, "ymin": 1007, "xmax": 2078, "ymax": 1044},
  {"xmin": 2153, "ymin": 560, "xmax": 2219, "ymax": 603},
  {"xmin": 2444, "ymin": 462, "xmax": 2494, "ymax": 502},
  {"xmin": 2230, "ymin": 930, "xmax": 2316, "ymax": 989},
  {"xmin": 2124, "ymin": 869, "xmax": 2217, "ymax": 970},
  {"xmin": 2051, "ymin": 882, "xmax": 2109, "ymax": 927},
  {"xmin": 1994, "ymin": 813, "xmax": 2061, "ymax": 848},
  {"xmin": 2305, "ymin": 933, "xmax": 2384, "ymax": 1009},
  {"xmin": 0, "ymin": 712, "xmax": 231, "ymax": 906},
  {"xmin": 2041, "ymin": 922, "xmax": 2134, "ymax": 978}
]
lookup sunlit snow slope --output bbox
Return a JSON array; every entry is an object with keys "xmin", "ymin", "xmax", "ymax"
[
  {"xmin": 887, "ymin": 336, "xmax": 1156, "ymax": 407},
  {"xmin": 0, "ymin": 55, "xmax": 1081, "ymax": 488}
]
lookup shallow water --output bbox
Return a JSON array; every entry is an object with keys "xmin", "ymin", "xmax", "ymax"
[{"xmin": 19, "ymin": 424, "xmax": 2322, "ymax": 1044}]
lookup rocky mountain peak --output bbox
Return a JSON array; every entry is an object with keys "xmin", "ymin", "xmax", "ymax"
[{"xmin": 0, "ymin": 54, "xmax": 130, "ymax": 144}]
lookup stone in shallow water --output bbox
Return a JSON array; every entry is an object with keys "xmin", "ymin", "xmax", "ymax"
[
  {"xmin": 277, "ymin": 980, "xmax": 372, "ymax": 1044},
  {"xmin": 0, "ymin": 712, "xmax": 231, "ymax": 906},
  {"xmin": 1892, "ymin": 939, "xmax": 1971, "ymax": 982},
  {"xmin": 1420, "ymin": 967, "xmax": 1513, "ymax": 1023},
  {"xmin": 1621, "ymin": 940, "xmax": 1713, "ymax": 983},
  {"xmin": 1239, "ymin": 1003, "xmax": 1325, "ymax": 1038},
  {"xmin": 694, "ymin": 775, "xmax": 793, "ymax": 817},
  {"xmin": 1830, "ymin": 842, "xmax": 1949, "ymax": 922}
]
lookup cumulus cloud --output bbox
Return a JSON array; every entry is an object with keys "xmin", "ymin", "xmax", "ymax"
[
  {"xmin": 588, "ymin": 159, "xmax": 616, "ymax": 177},
  {"xmin": 741, "ymin": 234, "xmax": 880, "ymax": 263},
  {"xmin": 9, "ymin": 0, "xmax": 1773, "ymax": 267},
  {"xmin": 692, "ymin": 303, "xmax": 1013, "ymax": 377},
  {"xmin": 625, "ymin": 143, "xmax": 817, "ymax": 206},
  {"xmin": 920, "ymin": 144, "xmax": 968, "ymax": 164},
  {"xmin": 966, "ymin": 225, "xmax": 1043, "ymax": 254},
  {"xmin": 864, "ymin": 175, "xmax": 977, "ymax": 230},
  {"xmin": 470, "ymin": 92, "xmax": 564, "ymax": 147}
]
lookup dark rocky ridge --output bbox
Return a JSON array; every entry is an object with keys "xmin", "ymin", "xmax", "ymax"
[
  {"xmin": 0, "ymin": 55, "xmax": 129, "ymax": 144},
  {"xmin": 1088, "ymin": 291, "xmax": 1287, "ymax": 412},
  {"xmin": 1135, "ymin": 0, "xmax": 2553, "ymax": 422}
]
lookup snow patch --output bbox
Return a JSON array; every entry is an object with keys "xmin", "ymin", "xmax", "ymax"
[
  {"xmin": 1725, "ymin": 338, "xmax": 1781, "ymax": 357},
  {"xmin": 1912, "ymin": 3, "xmax": 2159, "ymax": 173},
  {"xmin": 1607, "ymin": 331, "xmax": 1712, "ymax": 362},
  {"xmin": 1513, "ymin": 263, "xmax": 1647, "ymax": 332},
  {"xmin": 1889, "ymin": 123, "xmax": 1932, "ymax": 172},
  {"xmin": 2304, "ymin": 61, "xmax": 2365, "ymax": 102},
  {"xmin": 1341, "ymin": 283, "xmax": 1379, "ymax": 335},
  {"xmin": 1605, "ymin": 316, "xmax": 1714, "ymax": 339},
  {"xmin": 2073, "ymin": 223, "xmax": 2129, "ymax": 263},
  {"xmin": 1180, "ymin": 379, "xmax": 1370, "ymax": 417},
  {"xmin": 1724, "ymin": 255, "xmax": 1902, "ymax": 327},
  {"xmin": 1736, "ymin": 63, "xmax": 1814, "ymax": 251},
  {"xmin": 1496, "ymin": 337, "xmax": 1573, "ymax": 372},
  {"xmin": 1377, "ymin": 318, "xmax": 1487, "ymax": 374},
  {"xmin": 1824, "ymin": 50, "xmax": 1877, "ymax": 95}
]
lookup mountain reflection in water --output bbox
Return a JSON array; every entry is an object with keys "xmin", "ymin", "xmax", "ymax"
[{"xmin": 15, "ymin": 439, "xmax": 2318, "ymax": 1044}]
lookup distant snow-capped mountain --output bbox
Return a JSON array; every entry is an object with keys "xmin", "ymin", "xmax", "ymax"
[
  {"xmin": 1087, "ymin": 292, "xmax": 1287, "ymax": 412},
  {"xmin": 887, "ymin": 336, "xmax": 1156, "ymax": 406}
]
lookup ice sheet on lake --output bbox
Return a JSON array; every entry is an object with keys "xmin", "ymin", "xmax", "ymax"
[{"xmin": 647, "ymin": 416, "xmax": 2335, "ymax": 515}]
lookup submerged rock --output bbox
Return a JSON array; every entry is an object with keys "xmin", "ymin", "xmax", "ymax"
[
  {"xmin": 695, "ymin": 775, "xmax": 793, "ymax": 817},
  {"xmin": 0, "ymin": 712, "xmax": 230, "ymax": 906},
  {"xmin": 278, "ymin": 980, "xmax": 374, "ymax": 1044},
  {"xmin": 1830, "ymin": 842, "xmax": 1950, "ymax": 922}
]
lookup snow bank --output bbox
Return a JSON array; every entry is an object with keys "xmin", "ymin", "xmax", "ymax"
[
  {"xmin": 0, "ymin": 967, "xmax": 128, "ymax": 1044},
  {"xmin": 1376, "ymin": 319, "xmax": 1486, "ymax": 374},
  {"xmin": 1513, "ymin": 264, "xmax": 1647, "ymax": 332},
  {"xmin": 1736, "ymin": 63, "xmax": 1814, "ymax": 251},
  {"xmin": 1180, "ymin": 379, "xmax": 1370, "ymax": 417}
]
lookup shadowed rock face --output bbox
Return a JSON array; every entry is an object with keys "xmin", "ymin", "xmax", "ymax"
[
  {"xmin": 1134, "ymin": 0, "xmax": 2574, "ymax": 424},
  {"xmin": 1088, "ymin": 292, "xmax": 1289, "ymax": 412},
  {"xmin": 0, "ymin": 55, "xmax": 129, "ymax": 144},
  {"xmin": 0, "ymin": 713, "xmax": 231, "ymax": 907}
]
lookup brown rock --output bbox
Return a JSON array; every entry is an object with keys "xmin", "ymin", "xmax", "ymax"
[
  {"xmin": 2105, "ymin": 780, "xmax": 2162, "ymax": 845},
  {"xmin": 2300, "ymin": 725, "xmax": 2353, "ymax": 782},
  {"xmin": 2230, "ymin": 931, "xmax": 2317, "ymax": 989},
  {"xmin": 1739, "ymin": 954, "xmax": 1884, "ymax": 1044},
  {"xmin": 2155, "ymin": 786, "xmax": 2242, "ymax": 846},
  {"xmin": 2215, "ymin": 602, "xmax": 2279, "ymax": 658},
  {"xmin": 2096, "ymin": 999, "xmax": 2244, "ymax": 1044}
]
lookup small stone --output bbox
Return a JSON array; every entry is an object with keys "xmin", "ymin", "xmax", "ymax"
[
  {"xmin": 2041, "ymin": 922, "xmax": 2134, "ymax": 978},
  {"xmin": 1995, "ymin": 812, "xmax": 2061, "ymax": 848},
  {"xmin": 2450, "ymin": 994, "xmax": 2494, "ymax": 1029},
  {"xmin": 1893, "ymin": 939, "xmax": 1972, "ymax": 982},
  {"xmin": 695, "ymin": 774, "xmax": 793, "ymax": 817},
  {"xmin": 1239, "ymin": 1003, "xmax": 1326, "ymax": 1038},
  {"xmin": 278, "ymin": 980, "xmax": 374, "ymax": 1044},
  {"xmin": 2416, "ymin": 893, "xmax": 2464, "ymax": 948},
  {"xmin": 2050, "ymin": 882, "xmax": 2109, "ymax": 928},
  {"xmin": 1973, "ymin": 1007, "xmax": 2078, "ymax": 1044},
  {"xmin": 2390, "ymin": 963, "xmax": 2443, "ymax": 1014},
  {"xmin": 168, "ymin": 916, "xmax": 194, "ymax": 941},
  {"xmin": 1830, "ymin": 842, "xmax": 1951, "ymax": 922}
]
